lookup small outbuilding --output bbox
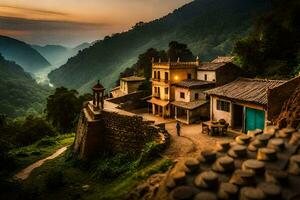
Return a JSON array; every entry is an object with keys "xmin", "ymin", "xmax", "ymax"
[
  {"xmin": 206, "ymin": 77, "xmax": 300, "ymax": 133},
  {"xmin": 110, "ymin": 75, "xmax": 145, "ymax": 98}
]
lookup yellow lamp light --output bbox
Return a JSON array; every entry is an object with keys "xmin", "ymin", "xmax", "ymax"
[{"xmin": 174, "ymin": 76, "xmax": 179, "ymax": 81}]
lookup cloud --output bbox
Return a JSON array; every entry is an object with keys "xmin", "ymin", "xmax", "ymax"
[{"xmin": 0, "ymin": 16, "xmax": 108, "ymax": 33}]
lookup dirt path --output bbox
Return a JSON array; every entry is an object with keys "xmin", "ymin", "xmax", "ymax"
[{"xmin": 13, "ymin": 146, "xmax": 68, "ymax": 181}]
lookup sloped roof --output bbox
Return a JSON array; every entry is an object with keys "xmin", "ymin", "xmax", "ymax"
[
  {"xmin": 172, "ymin": 79, "xmax": 215, "ymax": 89},
  {"xmin": 121, "ymin": 76, "xmax": 145, "ymax": 82},
  {"xmin": 212, "ymin": 56, "xmax": 234, "ymax": 63},
  {"xmin": 206, "ymin": 78, "xmax": 287, "ymax": 105},
  {"xmin": 198, "ymin": 62, "xmax": 227, "ymax": 71},
  {"xmin": 171, "ymin": 100, "xmax": 208, "ymax": 110}
]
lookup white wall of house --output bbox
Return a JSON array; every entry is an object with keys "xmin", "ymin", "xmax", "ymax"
[
  {"xmin": 197, "ymin": 71, "xmax": 216, "ymax": 82},
  {"xmin": 211, "ymin": 96, "xmax": 232, "ymax": 125},
  {"xmin": 174, "ymin": 87, "xmax": 206, "ymax": 102}
]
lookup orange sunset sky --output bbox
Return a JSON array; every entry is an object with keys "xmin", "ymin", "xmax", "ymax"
[{"xmin": 0, "ymin": 0, "xmax": 191, "ymax": 46}]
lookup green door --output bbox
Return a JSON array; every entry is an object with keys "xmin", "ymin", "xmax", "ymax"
[{"xmin": 246, "ymin": 108, "xmax": 265, "ymax": 132}]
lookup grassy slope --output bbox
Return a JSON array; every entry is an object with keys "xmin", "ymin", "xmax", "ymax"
[
  {"xmin": 9, "ymin": 134, "xmax": 75, "ymax": 176},
  {"xmin": 13, "ymin": 153, "xmax": 172, "ymax": 200}
]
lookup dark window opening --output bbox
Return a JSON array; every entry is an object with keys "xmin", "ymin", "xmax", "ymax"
[
  {"xmin": 165, "ymin": 72, "xmax": 169, "ymax": 81},
  {"xmin": 158, "ymin": 71, "xmax": 161, "ymax": 79},
  {"xmin": 217, "ymin": 100, "xmax": 230, "ymax": 112},
  {"xmin": 204, "ymin": 74, "xmax": 208, "ymax": 81},
  {"xmin": 195, "ymin": 93, "xmax": 199, "ymax": 100},
  {"xmin": 165, "ymin": 87, "xmax": 169, "ymax": 95},
  {"xmin": 180, "ymin": 92, "xmax": 185, "ymax": 99},
  {"xmin": 187, "ymin": 73, "xmax": 192, "ymax": 79}
]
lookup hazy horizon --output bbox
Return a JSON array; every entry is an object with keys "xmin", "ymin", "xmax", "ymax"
[{"xmin": 0, "ymin": 0, "xmax": 192, "ymax": 46}]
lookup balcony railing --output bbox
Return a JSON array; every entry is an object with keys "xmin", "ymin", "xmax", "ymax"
[{"xmin": 151, "ymin": 78, "xmax": 170, "ymax": 84}]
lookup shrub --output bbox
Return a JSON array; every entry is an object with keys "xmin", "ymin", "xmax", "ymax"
[
  {"xmin": 137, "ymin": 142, "xmax": 161, "ymax": 166},
  {"xmin": 36, "ymin": 137, "xmax": 57, "ymax": 147}
]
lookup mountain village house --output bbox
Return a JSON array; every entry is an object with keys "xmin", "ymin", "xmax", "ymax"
[
  {"xmin": 205, "ymin": 76, "xmax": 300, "ymax": 133},
  {"xmin": 148, "ymin": 56, "xmax": 244, "ymax": 124},
  {"xmin": 110, "ymin": 76, "xmax": 145, "ymax": 98}
]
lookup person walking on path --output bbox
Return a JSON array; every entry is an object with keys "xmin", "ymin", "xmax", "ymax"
[{"xmin": 176, "ymin": 121, "xmax": 181, "ymax": 136}]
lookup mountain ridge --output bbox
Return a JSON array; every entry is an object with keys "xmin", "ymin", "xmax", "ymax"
[
  {"xmin": 0, "ymin": 35, "xmax": 50, "ymax": 72},
  {"xmin": 48, "ymin": 0, "xmax": 271, "ymax": 93}
]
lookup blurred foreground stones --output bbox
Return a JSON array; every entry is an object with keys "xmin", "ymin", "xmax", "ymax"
[{"xmin": 155, "ymin": 126, "xmax": 300, "ymax": 200}]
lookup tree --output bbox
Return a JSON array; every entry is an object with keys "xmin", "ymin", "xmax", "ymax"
[
  {"xmin": 167, "ymin": 41, "xmax": 195, "ymax": 62},
  {"xmin": 117, "ymin": 41, "xmax": 195, "ymax": 84},
  {"xmin": 45, "ymin": 87, "xmax": 89, "ymax": 133}
]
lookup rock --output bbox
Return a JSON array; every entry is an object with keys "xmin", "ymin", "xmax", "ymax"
[
  {"xmin": 257, "ymin": 148, "xmax": 277, "ymax": 161},
  {"xmin": 240, "ymin": 187, "xmax": 265, "ymax": 200},
  {"xmin": 171, "ymin": 186, "xmax": 196, "ymax": 200},
  {"xmin": 265, "ymin": 169, "xmax": 288, "ymax": 185},
  {"xmin": 236, "ymin": 135, "xmax": 252, "ymax": 145},
  {"xmin": 257, "ymin": 182, "xmax": 282, "ymax": 198},
  {"xmin": 216, "ymin": 141, "xmax": 230, "ymax": 152},
  {"xmin": 184, "ymin": 158, "xmax": 200, "ymax": 173},
  {"xmin": 212, "ymin": 156, "xmax": 235, "ymax": 173},
  {"xmin": 198, "ymin": 150, "xmax": 217, "ymax": 163},
  {"xmin": 242, "ymin": 159, "xmax": 265, "ymax": 175},
  {"xmin": 229, "ymin": 169, "xmax": 256, "ymax": 186},
  {"xmin": 228, "ymin": 145, "xmax": 247, "ymax": 158},
  {"xmin": 267, "ymin": 138, "xmax": 285, "ymax": 152},
  {"xmin": 194, "ymin": 192, "xmax": 217, "ymax": 200},
  {"xmin": 218, "ymin": 182, "xmax": 239, "ymax": 199},
  {"xmin": 194, "ymin": 171, "xmax": 218, "ymax": 189}
]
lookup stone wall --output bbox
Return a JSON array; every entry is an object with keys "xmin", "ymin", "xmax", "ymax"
[
  {"xmin": 73, "ymin": 106, "xmax": 169, "ymax": 159},
  {"xmin": 268, "ymin": 76, "xmax": 300, "ymax": 122},
  {"xmin": 101, "ymin": 111, "xmax": 160, "ymax": 153}
]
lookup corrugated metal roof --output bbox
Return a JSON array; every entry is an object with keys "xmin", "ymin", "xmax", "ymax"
[{"xmin": 206, "ymin": 78, "xmax": 287, "ymax": 105}]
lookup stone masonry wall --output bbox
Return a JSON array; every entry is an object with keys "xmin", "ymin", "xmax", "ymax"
[
  {"xmin": 101, "ymin": 111, "xmax": 160, "ymax": 153},
  {"xmin": 73, "ymin": 108, "xmax": 168, "ymax": 159}
]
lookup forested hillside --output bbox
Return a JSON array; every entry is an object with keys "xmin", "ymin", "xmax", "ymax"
[
  {"xmin": 32, "ymin": 43, "xmax": 91, "ymax": 67},
  {"xmin": 48, "ymin": 0, "xmax": 270, "ymax": 93},
  {"xmin": 0, "ymin": 54, "xmax": 49, "ymax": 117},
  {"xmin": 234, "ymin": 0, "xmax": 300, "ymax": 78},
  {"xmin": 0, "ymin": 36, "xmax": 50, "ymax": 72}
]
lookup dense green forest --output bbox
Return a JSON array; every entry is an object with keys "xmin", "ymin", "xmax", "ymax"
[
  {"xmin": 0, "ymin": 54, "xmax": 50, "ymax": 117},
  {"xmin": 49, "ymin": 0, "xmax": 270, "ymax": 93},
  {"xmin": 0, "ymin": 36, "xmax": 50, "ymax": 72},
  {"xmin": 233, "ymin": 0, "xmax": 300, "ymax": 78}
]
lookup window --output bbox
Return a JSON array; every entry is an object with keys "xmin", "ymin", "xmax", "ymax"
[
  {"xmin": 157, "ymin": 71, "xmax": 161, "ymax": 79},
  {"xmin": 165, "ymin": 87, "xmax": 169, "ymax": 95},
  {"xmin": 154, "ymin": 71, "xmax": 157, "ymax": 79},
  {"xmin": 204, "ymin": 74, "xmax": 208, "ymax": 81},
  {"xmin": 157, "ymin": 87, "xmax": 160, "ymax": 94},
  {"xmin": 154, "ymin": 87, "xmax": 157, "ymax": 93},
  {"xmin": 195, "ymin": 93, "xmax": 199, "ymax": 100},
  {"xmin": 187, "ymin": 73, "xmax": 192, "ymax": 79},
  {"xmin": 165, "ymin": 72, "xmax": 169, "ymax": 81},
  {"xmin": 217, "ymin": 100, "xmax": 230, "ymax": 112},
  {"xmin": 180, "ymin": 92, "xmax": 185, "ymax": 99}
]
